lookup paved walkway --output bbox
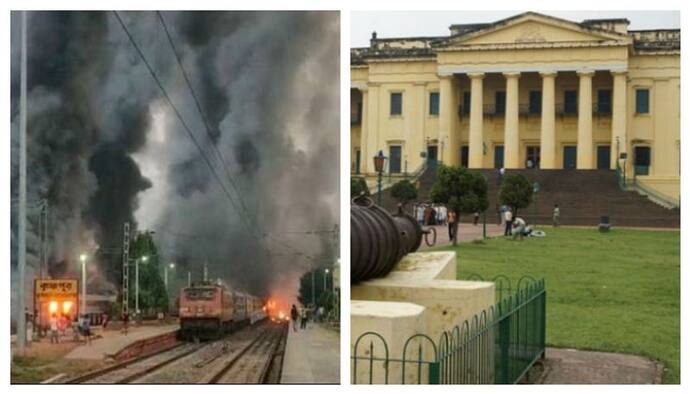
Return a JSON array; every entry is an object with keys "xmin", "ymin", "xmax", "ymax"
[
  {"xmin": 419, "ymin": 222, "xmax": 506, "ymax": 249},
  {"xmin": 539, "ymin": 347, "xmax": 661, "ymax": 384},
  {"xmin": 280, "ymin": 322, "xmax": 340, "ymax": 384},
  {"xmin": 64, "ymin": 324, "xmax": 178, "ymax": 360}
]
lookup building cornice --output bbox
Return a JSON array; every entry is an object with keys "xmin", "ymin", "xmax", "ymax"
[{"xmin": 435, "ymin": 40, "xmax": 629, "ymax": 52}]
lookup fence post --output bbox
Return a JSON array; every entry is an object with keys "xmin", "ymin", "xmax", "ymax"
[
  {"xmin": 429, "ymin": 362, "xmax": 440, "ymax": 384},
  {"xmin": 498, "ymin": 315, "xmax": 511, "ymax": 383},
  {"xmin": 540, "ymin": 290, "xmax": 547, "ymax": 359}
]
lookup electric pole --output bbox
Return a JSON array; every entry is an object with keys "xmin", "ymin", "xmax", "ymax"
[
  {"xmin": 41, "ymin": 199, "xmax": 48, "ymax": 278},
  {"xmin": 16, "ymin": 10, "xmax": 28, "ymax": 355},
  {"xmin": 122, "ymin": 222, "xmax": 130, "ymax": 317}
]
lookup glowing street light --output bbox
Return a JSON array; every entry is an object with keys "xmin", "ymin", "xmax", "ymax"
[
  {"xmin": 324, "ymin": 268, "xmax": 330, "ymax": 292},
  {"xmin": 164, "ymin": 263, "xmax": 175, "ymax": 290}
]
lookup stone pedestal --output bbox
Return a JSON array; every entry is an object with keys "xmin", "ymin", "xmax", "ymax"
[{"xmin": 350, "ymin": 251, "xmax": 496, "ymax": 383}]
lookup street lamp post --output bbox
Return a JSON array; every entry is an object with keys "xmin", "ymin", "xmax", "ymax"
[
  {"xmin": 323, "ymin": 268, "xmax": 329, "ymax": 292},
  {"xmin": 135, "ymin": 255, "xmax": 148, "ymax": 315},
  {"xmin": 533, "ymin": 182, "xmax": 540, "ymax": 227},
  {"xmin": 80, "ymin": 254, "xmax": 87, "ymax": 317},
  {"xmin": 164, "ymin": 263, "xmax": 175, "ymax": 291},
  {"xmin": 373, "ymin": 150, "xmax": 387, "ymax": 206},
  {"xmin": 311, "ymin": 270, "xmax": 316, "ymax": 307}
]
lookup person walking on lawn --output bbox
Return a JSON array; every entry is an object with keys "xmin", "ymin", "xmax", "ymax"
[{"xmin": 504, "ymin": 208, "xmax": 513, "ymax": 236}]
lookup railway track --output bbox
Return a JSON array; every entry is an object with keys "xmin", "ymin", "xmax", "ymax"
[
  {"xmin": 206, "ymin": 322, "xmax": 287, "ymax": 384},
  {"xmin": 68, "ymin": 320, "xmax": 286, "ymax": 384},
  {"xmin": 68, "ymin": 342, "xmax": 201, "ymax": 384}
]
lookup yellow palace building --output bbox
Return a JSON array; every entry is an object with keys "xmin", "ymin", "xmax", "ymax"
[{"xmin": 351, "ymin": 12, "xmax": 680, "ymax": 199}]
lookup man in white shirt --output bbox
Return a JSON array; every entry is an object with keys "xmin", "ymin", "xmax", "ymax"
[
  {"xmin": 504, "ymin": 209, "xmax": 513, "ymax": 236},
  {"xmin": 512, "ymin": 217, "xmax": 526, "ymax": 241}
]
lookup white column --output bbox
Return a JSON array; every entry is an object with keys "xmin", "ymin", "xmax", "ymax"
[
  {"xmin": 611, "ymin": 71, "xmax": 627, "ymax": 169},
  {"xmin": 540, "ymin": 71, "xmax": 557, "ymax": 169},
  {"xmin": 366, "ymin": 83, "xmax": 380, "ymax": 174},
  {"xmin": 468, "ymin": 73, "xmax": 485, "ymax": 168},
  {"xmin": 439, "ymin": 76, "xmax": 455, "ymax": 165},
  {"xmin": 577, "ymin": 70, "xmax": 595, "ymax": 169},
  {"xmin": 358, "ymin": 88, "xmax": 368, "ymax": 174},
  {"xmin": 503, "ymin": 72, "xmax": 521, "ymax": 168}
]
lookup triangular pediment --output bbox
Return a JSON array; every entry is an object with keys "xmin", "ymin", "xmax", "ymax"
[{"xmin": 446, "ymin": 12, "xmax": 629, "ymax": 47}]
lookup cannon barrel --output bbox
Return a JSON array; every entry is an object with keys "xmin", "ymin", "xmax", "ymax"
[{"xmin": 351, "ymin": 196, "xmax": 428, "ymax": 283}]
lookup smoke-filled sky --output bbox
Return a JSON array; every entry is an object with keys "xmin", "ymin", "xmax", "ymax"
[{"xmin": 10, "ymin": 11, "xmax": 340, "ymax": 305}]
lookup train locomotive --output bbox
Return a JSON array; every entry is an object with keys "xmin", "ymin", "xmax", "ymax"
[{"xmin": 179, "ymin": 282, "xmax": 265, "ymax": 340}]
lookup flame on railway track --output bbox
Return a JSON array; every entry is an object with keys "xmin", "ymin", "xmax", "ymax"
[{"xmin": 264, "ymin": 298, "xmax": 290, "ymax": 323}]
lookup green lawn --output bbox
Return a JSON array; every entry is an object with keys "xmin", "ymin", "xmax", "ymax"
[{"xmin": 437, "ymin": 227, "xmax": 680, "ymax": 383}]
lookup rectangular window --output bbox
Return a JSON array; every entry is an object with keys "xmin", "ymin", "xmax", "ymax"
[
  {"xmin": 462, "ymin": 91, "xmax": 471, "ymax": 115},
  {"xmin": 598, "ymin": 90, "xmax": 611, "ymax": 114},
  {"xmin": 495, "ymin": 91, "xmax": 506, "ymax": 115},
  {"xmin": 529, "ymin": 91, "xmax": 542, "ymax": 114},
  {"xmin": 564, "ymin": 90, "xmax": 577, "ymax": 114},
  {"xmin": 636, "ymin": 89, "xmax": 650, "ymax": 114},
  {"xmin": 429, "ymin": 92, "xmax": 439, "ymax": 115},
  {"xmin": 390, "ymin": 92, "xmax": 403, "ymax": 116}
]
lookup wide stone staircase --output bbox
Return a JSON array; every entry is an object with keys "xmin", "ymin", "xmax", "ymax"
[{"xmin": 378, "ymin": 167, "xmax": 680, "ymax": 228}]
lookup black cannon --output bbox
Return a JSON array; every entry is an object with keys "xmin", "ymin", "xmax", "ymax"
[{"xmin": 351, "ymin": 196, "xmax": 436, "ymax": 283}]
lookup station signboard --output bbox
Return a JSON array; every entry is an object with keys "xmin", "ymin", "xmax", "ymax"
[{"xmin": 34, "ymin": 278, "xmax": 79, "ymax": 327}]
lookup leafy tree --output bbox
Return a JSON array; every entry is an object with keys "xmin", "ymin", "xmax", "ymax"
[
  {"xmin": 297, "ymin": 267, "xmax": 334, "ymax": 312},
  {"xmin": 430, "ymin": 165, "xmax": 489, "ymax": 245},
  {"xmin": 499, "ymin": 173, "xmax": 533, "ymax": 216},
  {"xmin": 390, "ymin": 179, "xmax": 418, "ymax": 207},
  {"xmin": 129, "ymin": 231, "xmax": 169, "ymax": 316},
  {"xmin": 350, "ymin": 177, "xmax": 370, "ymax": 198}
]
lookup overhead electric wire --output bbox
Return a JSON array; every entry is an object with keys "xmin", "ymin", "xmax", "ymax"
[
  {"xmin": 112, "ymin": 11, "xmax": 257, "ymax": 239},
  {"xmin": 155, "ymin": 11, "xmax": 261, "ymax": 238},
  {"xmin": 115, "ymin": 12, "xmax": 324, "ymax": 267}
]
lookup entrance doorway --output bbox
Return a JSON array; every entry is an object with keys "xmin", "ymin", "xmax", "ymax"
[
  {"xmin": 526, "ymin": 146, "xmax": 541, "ymax": 168},
  {"xmin": 427, "ymin": 145, "xmax": 438, "ymax": 166},
  {"xmin": 563, "ymin": 146, "xmax": 577, "ymax": 169},
  {"xmin": 597, "ymin": 146, "xmax": 611, "ymax": 169},
  {"xmin": 460, "ymin": 145, "xmax": 469, "ymax": 168},
  {"xmin": 494, "ymin": 145, "xmax": 504, "ymax": 169}
]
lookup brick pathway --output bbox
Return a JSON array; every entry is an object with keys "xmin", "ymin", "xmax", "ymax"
[
  {"xmin": 538, "ymin": 347, "xmax": 661, "ymax": 384},
  {"xmin": 419, "ymin": 222, "xmax": 506, "ymax": 249}
]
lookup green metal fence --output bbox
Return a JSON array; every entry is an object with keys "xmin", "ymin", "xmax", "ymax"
[{"xmin": 351, "ymin": 277, "xmax": 546, "ymax": 384}]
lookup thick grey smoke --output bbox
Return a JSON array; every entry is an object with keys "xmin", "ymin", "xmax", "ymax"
[{"xmin": 11, "ymin": 11, "xmax": 340, "ymax": 305}]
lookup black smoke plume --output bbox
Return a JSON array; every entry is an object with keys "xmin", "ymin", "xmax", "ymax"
[{"xmin": 11, "ymin": 11, "xmax": 339, "ymax": 307}]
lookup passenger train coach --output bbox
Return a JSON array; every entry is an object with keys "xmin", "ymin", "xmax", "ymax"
[{"xmin": 178, "ymin": 282, "xmax": 266, "ymax": 340}]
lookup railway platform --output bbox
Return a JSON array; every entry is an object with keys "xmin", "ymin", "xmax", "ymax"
[
  {"xmin": 64, "ymin": 323, "xmax": 178, "ymax": 361},
  {"xmin": 280, "ymin": 322, "xmax": 339, "ymax": 384}
]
